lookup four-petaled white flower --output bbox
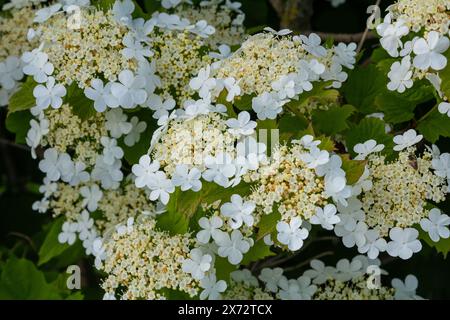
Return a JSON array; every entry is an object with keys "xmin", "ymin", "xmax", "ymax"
[
  {"xmin": 299, "ymin": 33, "xmax": 327, "ymax": 57},
  {"xmin": 223, "ymin": 77, "xmax": 241, "ymax": 102},
  {"xmin": 353, "ymin": 139, "xmax": 385, "ymax": 160},
  {"xmin": 391, "ymin": 275, "xmax": 423, "ymax": 300},
  {"xmin": 432, "ymin": 153, "xmax": 450, "ymax": 179},
  {"xmin": 358, "ymin": 229, "xmax": 387, "ymax": 259},
  {"xmin": 387, "ymin": 56, "xmax": 413, "ymax": 93},
  {"xmin": 393, "ymin": 129, "xmax": 423, "ymax": 151},
  {"xmin": 171, "ymin": 164, "xmax": 202, "ymax": 192},
  {"xmin": 111, "ymin": 70, "xmax": 147, "ymax": 108},
  {"xmin": 121, "ymin": 33, "xmax": 153, "ymax": 61},
  {"xmin": 22, "ymin": 49, "xmax": 54, "ymax": 83},
  {"xmin": 215, "ymin": 229, "xmax": 251, "ymax": 265},
  {"xmin": 386, "ymin": 227, "xmax": 422, "ymax": 260},
  {"xmin": 300, "ymin": 147, "xmax": 330, "ymax": 169},
  {"xmin": 0, "ymin": 56, "xmax": 23, "ymax": 90},
  {"xmin": 303, "ymin": 259, "xmax": 336, "ymax": 285},
  {"xmin": 197, "ymin": 216, "xmax": 224, "ymax": 244},
  {"xmin": 333, "ymin": 42, "xmax": 357, "ymax": 69},
  {"xmin": 199, "ymin": 274, "xmax": 227, "ymax": 300},
  {"xmin": 202, "ymin": 153, "xmax": 236, "ymax": 187},
  {"xmin": 100, "ymin": 137, "xmax": 124, "ymax": 165},
  {"xmin": 220, "ymin": 194, "xmax": 255, "ymax": 229},
  {"xmin": 80, "ymin": 184, "xmax": 103, "ymax": 212},
  {"xmin": 438, "ymin": 102, "xmax": 450, "ymax": 117},
  {"xmin": 182, "ymin": 248, "xmax": 212, "ymax": 280},
  {"xmin": 84, "ymin": 79, "xmax": 118, "ymax": 112},
  {"xmin": 310, "ymin": 204, "xmax": 340, "ymax": 230},
  {"xmin": 34, "ymin": 3, "xmax": 62, "ymax": 23},
  {"xmin": 124, "ymin": 116, "xmax": 147, "ymax": 147},
  {"xmin": 420, "ymin": 208, "xmax": 450, "ymax": 242},
  {"xmin": 413, "ymin": 31, "xmax": 449, "ymax": 71},
  {"xmin": 376, "ymin": 15, "xmax": 409, "ymax": 57},
  {"xmin": 189, "ymin": 65, "xmax": 216, "ymax": 99},
  {"xmin": 226, "ymin": 111, "xmax": 256, "ymax": 136},
  {"xmin": 58, "ymin": 221, "xmax": 78, "ymax": 245},
  {"xmin": 147, "ymin": 94, "xmax": 176, "ymax": 119},
  {"xmin": 252, "ymin": 92, "xmax": 285, "ymax": 120},
  {"xmin": 33, "ymin": 77, "xmax": 66, "ymax": 109},
  {"xmin": 105, "ymin": 109, "xmax": 132, "ymax": 138},
  {"xmin": 276, "ymin": 217, "xmax": 309, "ymax": 251},
  {"xmin": 258, "ymin": 267, "xmax": 284, "ymax": 293},
  {"xmin": 147, "ymin": 171, "xmax": 174, "ymax": 205}
]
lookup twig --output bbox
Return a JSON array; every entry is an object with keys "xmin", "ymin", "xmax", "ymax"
[
  {"xmin": 283, "ymin": 251, "xmax": 334, "ymax": 272},
  {"xmin": 0, "ymin": 138, "xmax": 31, "ymax": 152},
  {"xmin": 7, "ymin": 231, "xmax": 37, "ymax": 252},
  {"xmin": 357, "ymin": 0, "xmax": 382, "ymax": 53}
]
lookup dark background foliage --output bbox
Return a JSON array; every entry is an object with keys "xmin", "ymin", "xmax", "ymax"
[{"xmin": 1, "ymin": 0, "xmax": 450, "ymax": 299}]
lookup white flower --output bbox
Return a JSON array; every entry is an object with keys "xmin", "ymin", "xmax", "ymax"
[
  {"xmin": 386, "ymin": 227, "xmax": 422, "ymax": 260},
  {"xmin": 333, "ymin": 42, "xmax": 357, "ymax": 69},
  {"xmin": 276, "ymin": 217, "xmax": 309, "ymax": 251},
  {"xmin": 393, "ymin": 129, "xmax": 423, "ymax": 151},
  {"xmin": 132, "ymin": 155, "xmax": 160, "ymax": 188},
  {"xmin": 70, "ymin": 161, "xmax": 90, "ymax": 186},
  {"xmin": 321, "ymin": 61, "xmax": 348, "ymax": 88},
  {"xmin": 34, "ymin": 3, "xmax": 62, "ymax": 23},
  {"xmin": 299, "ymin": 33, "xmax": 327, "ymax": 57},
  {"xmin": 33, "ymin": 77, "xmax": 66, "ymax": 109},
  {"xmin": 32, "ymin": 199, "xmax": 49, "ymax": 213},
  {"xmin": 310, "ymin": 204, "xmax": 340, "ymax": 230},
  {"xmin": 161, "ymin": 0, "xmax": 182, "ymax": 9},
  {"xmin": 387, "ymin": 56, "xmax": 413, "ymax": 93},
  {"xmin": 188, "ymin": 20, "xmax": 215, "ymax": 38},
  {"xmin": 231, "ymin": 269, "xmax": 258, "ymax": 287},
  {"xmin": 278, "ymin": 277, "xmax": 316, "ymax": 300},
  {"xmin": 353, "ymin": 139, "xmax": 385, "ymax": 160},
  {"xmin": 146, "ymin": 95, "xmax": 175, "ymax": 120},
  {"xmin": 335, "ymin": 221, "xmax": 367, "ymax": 248},
  {"xmin": 121, "ymin": 33, "xmax": 153, "ymax": 62},
  {"xmin": 22, "ymin": 49, "xmax": 54, "ymax": 83},
  {"xmin": 147, "ymin": 171, "xmax": 174, "ymax": 205},
  {"xmin": 215, "ymin": 230, "xmax": 251, "ymax": 265},
  {"xmin": 432, "ymin": 153, "xmax": 450, "ymax": 179},
  {"xmin": 438, "ymin": 101, "xmax": 450, "ymax": 117},
  {"xmin": 223, "ymin": 77, "xmax": 241, "ymax": 101},
  {"xmin": 112, "ymin": 0, "xmax": 134, "ymax": 25},
  {"xmin": 105, "ymin": 109, "xmax": 132, "ymax": 138},
  {"xmin": 0, "ymin": 56, "xmax": 23, "ymax": 90},
  {"xmin": 199, "ymin": 274, "xmax": 227, "ymax": 300},
  {"xmin": 391, "ymin": 275, "xmax": 422, "ymax": 300},
  {"xmin": 220, "ymin": 194, "xmax": 255, "ymax": 229},
  {"xmin": 111, "ymin": 70, "xmax": 147, "ymax": 108},
  {"xmin": 294, "ymin": 135, "xmax": 321, "ymax": 150},
  {"xmin": 26, "ymin": 117, "xmax": 49, "ymax": 159},
  {"xmin": 334, "ymin": 258, "xmax": 364, "ymax": 282},
  {"xmin": 376, "ymin": 16, "xmax": 409, "ymax": 57},
  {"xmin": 420, "ymin": 208, "xmax": 450, "ymax": 242},
  {"xmin": 171, "ymin": 164, "xmax": 202, "ymax": 192},
  {"xmin": 259, "ymin": 268, "xmax": 284, "ymax": 293},
  {"xmin": 38, "ymin": 148, "xmax": 61, "ymax": 181},
  {"xmin": 264, "ymin": 27, "xmax": 292, "ymax": 36},
  {"xmin": 358, "ymin": 229, "xmax": 387, "ymax": 259},
  {"xmin": 182, "ymin": 249, "xmax": 212, "ymax": 280},
  {"xmin": 413, "ymin": 32, "xmax": 449, "ymax": 71},
  {"xmin": 271, "ymin": 74, "xmax": 297, "ymax": 100},
  {"xmin": 226, "ymin": 111, "xmax": 256, "ymax": 136},
  {"xmin": 58, "ymin": 221, "xmax": 78, "ymax": 245},
  {"xmin": 137, "ymin": 60, "xmax": 161, "ymax": 94},
  {"xmin": 300, "ymin": 147, "xmax": 329, "ymax": 169},
  {"xmin": 252, "ymin": 92, "xmax": 285, "ymax": 120},
  {"xmin": 315, "ymin": 154, "xmax": 345, "ymax": 178},
  {"xmin": 209, "ymin": 44, "xmax": 231, "ymax": 67},
  {"xmin": 100, "ymin": 137, "xmax": 124, "ymax": 165},
  {"xmin": 197, "ymin": 216, "xmax": 224, "ymax": 244},
  {"xmin": 189, "ymin": 65, "xmax": 216, "ymax": 99},
  {"xmin": 91, "ymin": 156, "xmax": 123, "ymax": 190},
  {"xmin": 84, "ymin": 79, "xmax": 118, "ymax": 111},
  {"xmin": 57, "ymin": 153, "xmax": 76, "ymax": 183},
  {"xmin": 303, "ymin": 260, "xmax": 336, "ymax": 285},
  {"xmin": 77, "ymin": 210, "xmax": 94, "ymax": 240},
  {"xmin": 80, "ymin": 184, "xmax": 103, "ymax": 212},
  {"xmin": 124, "ymin": 116, "xmax": 147, "ymax": 147},
  {"xmin": 116, "ymin": 217, "xmax": 134, "ymax": 236},
  {"xmin": 202, "ymin": 152, "xmax": 236, "ymax": 187}
]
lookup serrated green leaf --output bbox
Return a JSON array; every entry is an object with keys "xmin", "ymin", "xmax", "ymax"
[
  {"xmin": 5, "ymin": 110, "xmax": 32, "ymax": 144},
  {"xmin": 417, "ymin": 107, "xmax": 450, "ymax": 143},
  {"xmin": 8, "ymin": 77, "xmax": 36, "ymax": 114},
  {"xmin": 375, "ymin": 93, "xmax": 416, "ymax": 124},
  {"xmin": 38, "ymin": 218, "xmax": 70, "ymax": 266},
  {"xmin": 312, "ymin": 104, "xmax": 355, "ymax": 135},
  {"xmin": 419, "ymin": 229, "xmax": 450, "ymax": 259},
  {"xmin": 340, "ymin": 154, "xmax": 366, "ymax": 185},
  {"xmin": 278, "ymin": 114, "xmax": 308, "ymax": 142},
  {"xmin": 256, "ymin": 209, "xmax": 281, "ymax": 241},
  {"xmin": 0, "ymin": 257, "xmax": 61, "ymax": 299},
  {"xmin": 241, "ymin": 240, "xmax": 274, "ymax": 265}
]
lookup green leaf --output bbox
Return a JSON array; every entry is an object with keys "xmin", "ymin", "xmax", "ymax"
[
  {"xmin": 64, "ymin": 83, "xmax": 96, "ymax": 121},
  {"xmin": 286, "ymin": 82, "xmax": 338, "ymax": 117},
  {"xmin": 342, "ymin": 64, "xmax": 386, "ymax": 114},
  {"xmin": 419, "ymin": 229, "xmax": 450, "ymax": 258},
  {"xmin": 344, "ymin": 118, "xmax": 393, "ymax": 158},
  {"xmin": 5, "ymin": 110, "xmax": 32, "ymax": 144},
  {"xmin": 256, "ymin": 209, "xmax": 281, "ymax": 241},
  {"xmin": 8, "ymin": 77, "xmax": 37, "ymax": 114},
  {"xmin": 38, "ymin": 218, "xmax": 70, "ymax": 266},
  {"xmin": 278, "ymin": 114, "xmax": 308, "ymax": 142},
  {"xmin": 375, "ymin": 93, "xmax": 416, "ymax": 124},
  {"xmin": 215, "ymin": 257, "xmax": 237, "ymax": 282},
  {"xmin": 439, "ymin": 50, "xmax": 450, "ymax": 99},
  {"xmin": 340, "ymin": 155, "xmax": 366, "ymax": 185},
  {"xmin": 241, "ymin": 240, "xmax": 275, "ymax": 265},
  {"xmin": 119, "ymin": 109, "xmax": 158, "ymax": 165},
  {"xmin": 0, "ymin": 257, "xmax": 61, "ymax": 299},
  {"xmin": 234, "ymin": 94, "xmax": 255, "ymax": 111},
  {"xmin": 371, "ymin": 48, "xmax": 392, "ymax": 63},
  {"xmin": 143, "ymin": 0, "xmax": 161, "ymax": 14},
  {"xmin": 417, "ymin": 107, "xmax": 450, "ymax": 143},
  {"xmin": 312, "ymin": 104, "xmax": 355, "ymax": 135}
]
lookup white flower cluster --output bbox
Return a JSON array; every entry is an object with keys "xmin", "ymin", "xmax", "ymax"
[{"xmin": 376, "ymin": 0, "xmax": 450, "ymax": 115}]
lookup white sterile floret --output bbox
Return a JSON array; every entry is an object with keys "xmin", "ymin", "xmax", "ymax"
[
  {"xmin": 0, "ymin": 56, "xmax": 23, "ymax": 90},
  {"xmin": 357, "ymin": 229, "xmax": 387, "ymax": 259},
  {"xmin": 80, "ymin": 184, "xmax": 103, "ymax": 212},
  {"xmin": 276, "ymin": 217, "xmax": 309, "ymax": 251},
  {"xmin": 299, "ymin": 33, "xmax": 327, "ymax": 58},
  {"xmin": 189, "ymin": 65, "xmax": 216, "ymax": 99},
  {"xmin": 251, "ymin": 92, "xmax": 286, "ymax": 120},
  {"xmin": 26, "ymin": 116, "xmax": 49, "ymax": 159},
  {"xmin": 100, "ymin": 137, "xmax": 124, "ymax": 165},
  {"xmin": 376, "ymin": 15, "xmax": 409, "ymax": 57},
  {"xmin": 353, "ymin": 139, "xmax": 385, "ymax": 160},
  {"xmin": 22, "ymin": 48, "xmax": 54, "ymax": 83},
  {"xmin": 420, "ymin": 208, "xmax": 450, "ymax": 242},
  {"xmin": 171, "ymin": 164, "xmax": 202, "ymax": 192},
  {"xmin": 393, "ymin": 129, "xmax": 423, "ymax": 151},
  {"xmin": 199, "ymin": 274, "xmax": 227, "ymax": 300},
  {"xmin": 70, "ymin": 161, "xmax": 90, "ymax": 186},
  {"xmin": 223, "ymin": 77, "xmax": 241, "ymax": 102},
  {"xmin": 310, "ymin": 204, "xmax": 340, "ymax": 230},
  {"xmin": 303, "ymin": 259, "xmax": 336, "ymax": 285},
  {"xmin": 124, "ymin": 116, "xmax": 147, "ymax": 147},
  {"xmin": 147, "ymin": 95, "xmax": 176, "ymax": 119},
  {"xmin": 112, "ymin": 0, "xmax": 135, "ymax": 25},
  {"xmin": 34, "ymin": 3, "xmax": 62, "ymax": 23},
  {"xmin": 300, "ymin": 147, "xmax": 330, "ymax": 169},
  {"xmin": 413, "ymin": 31, "xmax": 449, "ymax": 71},
  {"xmin": 215, "ymin": 229, "xmax": 251, "ymax": 265},
  {"xmin": 188, "ymin": 20, "xmax": 216, "ymax": 38},
  {"xmin": 182, "ymin": 248, "xmax": 212, "ymax": 280},
  {"xmin": 391, "ymin": 275, "xmax": 423, "ymax": 300},
  {"xmin": 335, "ymin": 220, "xmax": 367, "ymax": 248},
  {"xmin": 116, "ymin": 217, "xmax": 134, "ymax": 236},
  {"xmin": 231, "ymin": 269, "xmax": 258, "ymax": 287},
  {"xmin": 111, "ymin": 69, "xmax": 147, "ymax": 108},
  {"xmin": 84, "ymin": 79, "xmax": 119, "ymax": 112},
  {"xmin": 386, "ymin": 227, "xmax": 422, "ymax": 260},
  {"xmin": 432, "ymin": 152, "xmax": 450, "ymax": 179},
  {"xmin": 91, "ymin": 156, "xmax": 123, "ymax": 190},
  {"xmin": 197, "ymin": 216, "xmax": 224, "ymax": 244},
  {"xmin": 121, "ymin": 33, "xmax": 153, "ymax": 62},
  {"xmin": 220, "ymin": 194, "xmax": 255, "ymax": 229},
  {"xmin": 387, "ymin": 56, "xmax": 413, "ymax": 93},
  {"xmin": 438, "ymin": 101, "xmax": 450, "ymax": 117},
  {"xmin": 147, "ymin": 171, "xmax": 175, "ymax": 205},
  {"xmin": 202, "ymin": 152, "xmax": 236, "ymax": 187},
  {"xmin": 333, "ymin": 42, "xmax": 357, "ymax": 69},
  {"xmin": 258, "ymin": 267, "xmax": 284, "ymax": 293},
  {"xmin": 105, "ymin": 109, "xmax": 132, "ymax": 138},
  {"xmin": 33, "ymin": 77, "xmax": 66, "ymax": 110},
  {"xmin": 226, "ymin": 111, "xmax": 256, "ymax": 136},
  {"xmin": 315, "ymin": 154, "xmax": 345, "ymax": 178},
  {"xmin": 294, "ymin": 134, "xmax": 321, "ymax": 150},
  {"xmin": 132, "ymin": 155, "xmax": 160, "ymax": 188}
]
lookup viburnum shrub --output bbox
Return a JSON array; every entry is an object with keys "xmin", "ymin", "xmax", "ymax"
[{"xmin": 1, "ymin": 0, "xmax": 450, "ymax": 300}]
